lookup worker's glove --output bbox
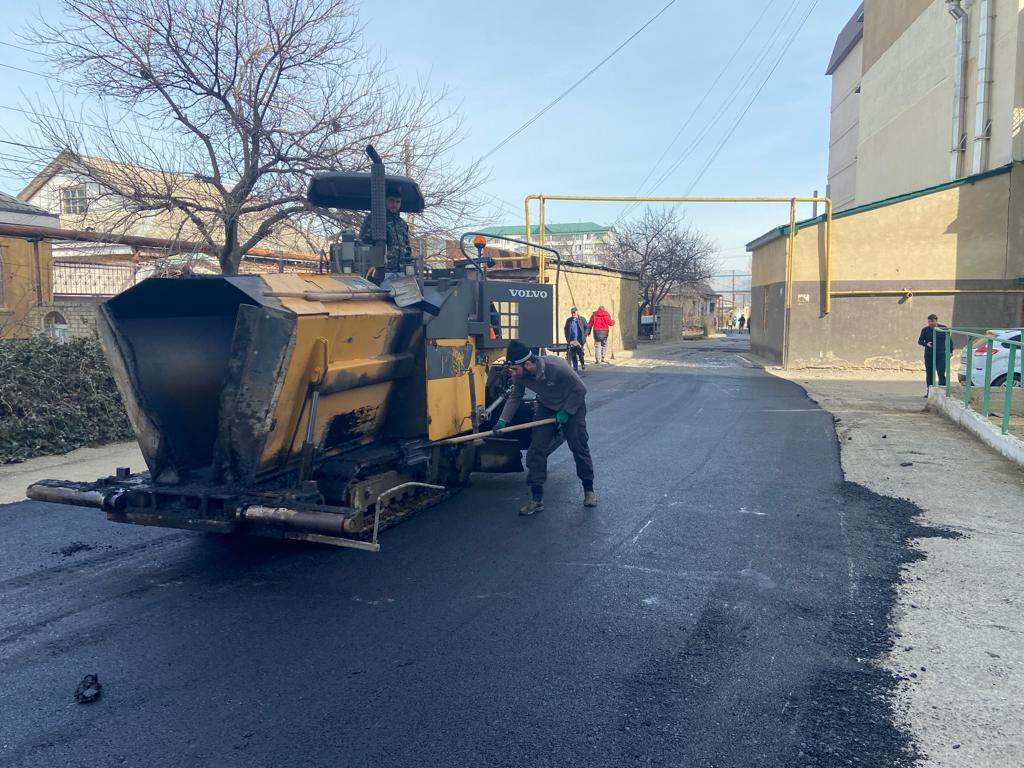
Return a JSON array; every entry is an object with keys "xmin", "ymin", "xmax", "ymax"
[
  {"xmin": 555, "ymin": 409, "xmax": 569, "ymax": 425},
  {"xmin": 493, "ymin": 419, "xmax": 507, "ymax": 433}
]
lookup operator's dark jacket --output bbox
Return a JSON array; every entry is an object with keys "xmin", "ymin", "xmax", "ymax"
[{"xmin": 499, "ymin": 355, "xmax": 587, "ymax": 424}]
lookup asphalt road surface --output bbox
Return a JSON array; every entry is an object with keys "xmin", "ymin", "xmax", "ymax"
[{"xmin": 0, "ymin": 338, "xmax": 941, "ymax": 768}]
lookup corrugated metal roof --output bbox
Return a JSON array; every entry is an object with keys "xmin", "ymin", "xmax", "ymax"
[
  {"xmin": 0, "ymin": 190, "xmax": 60, "ymax": 227},
  {"xmin": 825, "ymin": 3, "xmax": 864, "ymax": 75},
  {"xmin": 0, "ymin": 191, "xmax": 56, "ymax": 219}
]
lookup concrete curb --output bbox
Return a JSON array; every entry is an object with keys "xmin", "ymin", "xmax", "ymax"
[{"xmin": 927, "ymin": 388, "xmax": 1024, "ymax": 467}]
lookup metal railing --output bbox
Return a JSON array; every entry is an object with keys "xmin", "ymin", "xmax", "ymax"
[
  {"xmin": 53, "ymin": 261, "xmax": 139, "ymax": 296},
  {"xmin": 935, "ymin": 326, "xmax": 1023, "ymax": 435}
]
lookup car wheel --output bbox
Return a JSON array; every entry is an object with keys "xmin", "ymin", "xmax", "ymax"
[{"xmin": 992, "ymin": 374, "xmax": 1007, "ymax": 387}]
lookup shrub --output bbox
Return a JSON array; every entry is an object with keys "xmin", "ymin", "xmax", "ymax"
[{"xmin": 0, "ymin": 336, "xmax": 134, "ymax": 463}]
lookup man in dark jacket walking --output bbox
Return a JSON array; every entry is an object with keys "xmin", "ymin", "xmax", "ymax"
[
  {"xmin": 494, "ymin": 339, "xmax": 596, "ymax": 515},
  {"xmin": 564, "ymin": 307, "xmax": 589, "ymax": 372},
  {"xmin": 918, "ymin": 313, "xmax": 952, "ymax": 393}
]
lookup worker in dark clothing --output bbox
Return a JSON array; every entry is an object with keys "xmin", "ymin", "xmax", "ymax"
[
  {"xmin": 358, "ymin": 184, "xmax": 411, "ymax": 273},
  {"xmin": 918, "ymin": 313, "xmax": 952, "ymax": 394},
  {"xmin": 564, "ymin": 307, "xmax": 589, "ymax": 372},
  {"xmin": 494, "ymin": 339, "xmax": 596, "ymax": 515}
]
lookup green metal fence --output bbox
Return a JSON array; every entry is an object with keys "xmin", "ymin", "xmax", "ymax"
[{"xmin": 934, "ymin": 326, "xmax": 1023, "ymax": 435}]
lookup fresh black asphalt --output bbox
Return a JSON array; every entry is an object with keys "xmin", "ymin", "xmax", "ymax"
[{"xmin": 0, "ymin": 339, "xmax": 947, "ymax": 767}]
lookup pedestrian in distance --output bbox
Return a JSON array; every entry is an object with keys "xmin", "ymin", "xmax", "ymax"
[
  {"xmin": 564, "ymin": 307, "xmax": 589, "ymax": 372},
  {"xmin": 493, "ymin": 339, "xmax": 596, "ymax": 516},
  {"xmin": 588, "ymin": 305, "xmax": 615, "ymax": 364},
  {"xmin": 918, "ymin": 313, "xmax": 953, "ymax": 395},
  {"xmin": 738, "ymin": 315, "xmax": 746, "ymax": 332}
]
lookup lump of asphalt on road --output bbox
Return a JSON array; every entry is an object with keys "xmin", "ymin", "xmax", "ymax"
[{"xmin": 74, "ymin": 674, "xmax": 102, "ymax": 704}]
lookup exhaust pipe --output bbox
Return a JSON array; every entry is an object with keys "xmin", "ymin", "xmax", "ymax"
[{"xmin": 366, "ymin": 144, "xmax": 387, "ymax": 278}]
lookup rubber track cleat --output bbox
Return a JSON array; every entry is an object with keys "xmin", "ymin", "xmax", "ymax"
[
  {"xmin": 584, "ymin": 491, "xmax": 598, "ymax": 507},
  {"xmin": 519, "ymin": 499, "xmax": 544, "ymax": 516}
]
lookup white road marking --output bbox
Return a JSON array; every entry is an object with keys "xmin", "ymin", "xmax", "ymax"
[
  {"xmin": 760, "ymin": 409, "xmax": 827, "ymax": 413},
  {"xmin": 738, "ymin": 507, "xmax": 768, "ymax": 517},
  {"xmin": 631, "ymin": 519, "xmax": 654, "ymax": 544}
]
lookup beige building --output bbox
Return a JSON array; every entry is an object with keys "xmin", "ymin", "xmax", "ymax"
[
  {"xmin": 826, "ymin": 5, "xmax": 864, "ymax": 210},
  {"xmin": 828, "ymin": 0, "xmax": 1024, "ymax": 208},
  {"xmin": 750, "ymin": 1, "xmax": 1024, "ymax": 369},
  {"xmin": 18, "ymin": 151, "xmax": 323, "ymax": 266},
  {"xmin": 749, "ymin": 164, "xmax": 1024, "ymax": 368},
  {"xmin": 0, "ymin": 194, "xmax": 57, "ymax": 339}
]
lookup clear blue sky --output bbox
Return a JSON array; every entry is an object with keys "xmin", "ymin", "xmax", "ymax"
[{"xmin": 0, "ymin": 0, "xmax": 855, "ymax": 275}]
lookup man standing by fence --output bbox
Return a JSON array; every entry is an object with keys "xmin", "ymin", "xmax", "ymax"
[{"xmin": 918, "ymin": 313, "xmax": 952, "ymax": 394}]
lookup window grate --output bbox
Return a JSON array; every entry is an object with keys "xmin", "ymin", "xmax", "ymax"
[{"xmin": 495, "ymin": 300, "xmax": 520, "ymax": 340}]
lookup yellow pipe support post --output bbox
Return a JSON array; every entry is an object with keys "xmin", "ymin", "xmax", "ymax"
[
  {"xmin": 824, "ymin": 199, "xmax": 834, "ymax": 315},
  {"xmin": 539, "ymin": 196, "xmax": 547, "ymax": 284},
  {"xmin": 786, "ymin": 199, "xmax": 796, "ymax": 311},
  {"xmin": 524, "ymin": 194, "xmax": 538, "ymax": 261}
]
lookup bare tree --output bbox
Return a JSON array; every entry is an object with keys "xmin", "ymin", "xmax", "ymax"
[
  {"xmin": 17, "ymin": 0, "xmax": 482, "ymax": 274},
  {"xmin": 606, "ymin": 207, "xmax": 716, "ymax": 309}
]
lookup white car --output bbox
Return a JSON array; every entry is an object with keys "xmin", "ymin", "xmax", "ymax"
[{"xmin": 957, "ymin": 329, "xmax": 1022, "ymax": 386}]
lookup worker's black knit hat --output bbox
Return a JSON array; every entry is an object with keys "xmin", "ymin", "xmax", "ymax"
[{"xmin": 506, "ymin": 339, "xmax": 534, "ymax": 364}]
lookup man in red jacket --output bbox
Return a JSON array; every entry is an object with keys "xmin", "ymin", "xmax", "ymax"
[{"xmin": 588, "ymin": 305, "xmax": 615, "ymax": 364}]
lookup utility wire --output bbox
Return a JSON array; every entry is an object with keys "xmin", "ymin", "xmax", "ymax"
[
  {"xmin": 683, "ymin": 0, "xmax": 820, "ymax": 196},
  {"xmin": 477, "ymin": 0, "xmax": 679, "ymax": 162},
  {"xmin": 623, "ymin": 0, "xmax": 778, "ymax": 208},
  {"xmin": 0, "ymin": 60, "xmax": 73, "ymax": 86},
  {"xmin": 0, "ymin": 138, "xmax": 48, "ymax": 151},
  {"xmin": 644, "ymin": 0, "xmax": 803, "ymax": 197},
  {"xmin": 0, "ymin": 40, "xmax": 38, "ymax": 56},
  {"xmin": 614, "ymin": 0, "xmax": 802, "ymax": 223}
]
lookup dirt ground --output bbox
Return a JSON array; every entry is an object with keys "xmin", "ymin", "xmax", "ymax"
[{"xmin": 772, "ymin": 367, "xmax": 1024, "ymax": 768}]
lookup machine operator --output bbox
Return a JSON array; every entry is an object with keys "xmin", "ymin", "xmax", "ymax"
[{"xmin": 358, "ymin": 183, "xmax": 412, "ymax": 274}]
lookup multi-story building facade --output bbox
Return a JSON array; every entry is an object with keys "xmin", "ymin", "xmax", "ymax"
[
  {"xmin": 477, "ymin": 223, "xmax": 618, "ymax": 264},
  {"xmin": 827, "ymin": 0, "xmax": 1024, "ymax": 209}
]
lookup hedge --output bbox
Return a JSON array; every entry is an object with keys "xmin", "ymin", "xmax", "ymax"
[{"xmin": 0, "ymin": 336, "xmax": 135, "ymax": 463}]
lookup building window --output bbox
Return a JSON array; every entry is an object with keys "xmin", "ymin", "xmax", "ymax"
[{"xmin": 61, "ymin": 184, "xmax": 90, "ymax": 214}]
